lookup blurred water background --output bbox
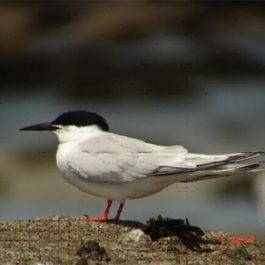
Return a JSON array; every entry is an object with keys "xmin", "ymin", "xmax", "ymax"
[{"xmin": 0, "ymin": 2, "xmax": 265, "ymax": 238}]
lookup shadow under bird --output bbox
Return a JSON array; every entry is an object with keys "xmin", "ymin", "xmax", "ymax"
[{"xmin": 20, "ymin": 111, "xmax": 264, "ymax": 222}]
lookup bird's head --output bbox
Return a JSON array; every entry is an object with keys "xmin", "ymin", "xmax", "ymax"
[{"xmin": 20, "ymin": 110, "xmax": 109, "ymax": 143}]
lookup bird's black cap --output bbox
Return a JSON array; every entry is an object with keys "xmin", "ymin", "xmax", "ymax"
[
  {"xmin": 20, "ymin": 111, "xmax": 109, "ymax": 131},
  {"xmin": 52, "ymin": 111, "xmax": 109, "ymax": 131}
]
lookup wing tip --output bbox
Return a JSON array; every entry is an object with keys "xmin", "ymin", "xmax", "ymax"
[
  {"xmin": 233, "ymin": 151, "xmax": 265, "ymax": 162},
  {"xmin": 150, "ymin": 151, "xmax": 265, "ymax": 176}
]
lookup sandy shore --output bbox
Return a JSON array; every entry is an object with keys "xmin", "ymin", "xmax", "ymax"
[{"xmin": 0, "ymin": 216, "xmax": 264, "ymax": 265}]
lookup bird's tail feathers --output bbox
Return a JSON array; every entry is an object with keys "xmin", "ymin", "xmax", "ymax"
[
  {"xmin": 152, "ymin": 151, "xmax": 265, "ymax": 182},
  {"xmin": 180, "ymin": 161, "xmax": 264, "ymax": 183}
]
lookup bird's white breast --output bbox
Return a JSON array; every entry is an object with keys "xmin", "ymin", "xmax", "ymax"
[
  {"xmin": 56, "ymin": 141, "xmax": 177, "ymax": 201},
  {"xmin": 54, "ymin": 126, "xmax": 184, "ymax": 201},
  {"xmin": 55, "ymin": 126, "xmax": 100, "ymax": 185}
]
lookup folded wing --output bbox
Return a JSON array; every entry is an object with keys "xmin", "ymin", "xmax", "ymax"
[{"xmin": 67, "ymin": 132, "xmax": 264, "ymax": 183}]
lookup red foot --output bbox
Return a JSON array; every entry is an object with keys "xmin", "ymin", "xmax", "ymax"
[
  {"xmin": 86, "ymin": 215, "xmax": 108, "ymax": 222},
  {"xmin": 85, "ymin": 200, "xmax": 125, "ymax": 222}
]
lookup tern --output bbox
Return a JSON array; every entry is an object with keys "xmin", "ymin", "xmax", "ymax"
[{"xmin": 20, "ymin": 110, "xmax": 264, "ymax": 222}]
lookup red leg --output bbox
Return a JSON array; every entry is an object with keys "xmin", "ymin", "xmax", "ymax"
[
  {"xmin": 113, "ymin": 202, "xmax": 125, "ymax": 220},
  {"xmin": 87, "ymin": 199, "xmax": 112, "ymax": 222}
]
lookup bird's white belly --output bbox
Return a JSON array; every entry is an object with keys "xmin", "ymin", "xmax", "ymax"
[
  {"xmin": 56, "ymin": 142, "xmax": 180, "ymax": 201},
  {"xmin": 57, "ymin": 157, "xmax": 177, "ymax": 201},
  {"xmin": 59, "ymin": 168, "xmax": 175, "ymax": 201}
]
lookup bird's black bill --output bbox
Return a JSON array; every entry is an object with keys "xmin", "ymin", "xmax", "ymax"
[{"xmin": 20, "ymin": 122, "xmax": 58, "ymax": 131}]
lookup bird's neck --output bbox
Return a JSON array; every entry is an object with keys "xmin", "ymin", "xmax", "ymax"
[{"xmin": 54, "ymin": 125, "xmax": 103, "ymax": 144}]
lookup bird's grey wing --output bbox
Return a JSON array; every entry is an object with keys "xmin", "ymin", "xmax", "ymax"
[
  {"xmin": 66, "ymin": 132, "xmax": 264, "ymax": 183},
  {"xmin": 65, "ymin": 132, "xmax": 189, "ymax": 183},
  {"xmin": 146, "ymin": 151, "xmax": 264, "ymax": 183}
]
